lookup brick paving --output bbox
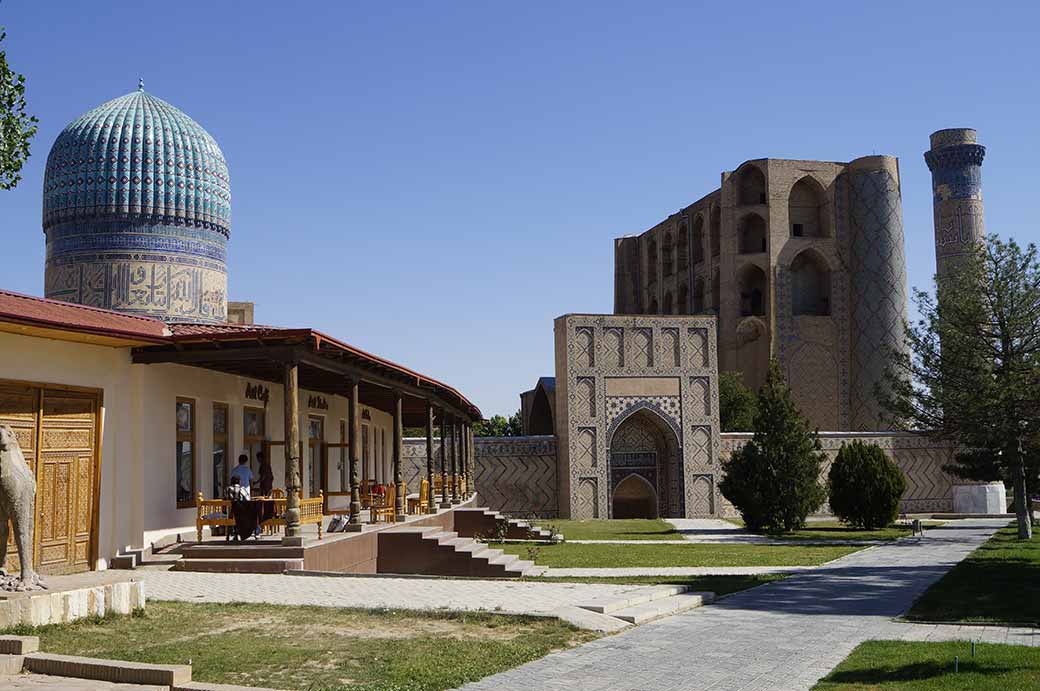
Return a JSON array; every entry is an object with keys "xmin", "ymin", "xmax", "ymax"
[
  {"xmin": 1, "ymin": 675, "xmax": 163, "ymax": 690},
  {"xmin": 458, "ymin": 519, "xmax": 1015, "ymax": 691},
  {"xmin": 137, "ymin": 570, "xmax": 660, "ymax": 618}
]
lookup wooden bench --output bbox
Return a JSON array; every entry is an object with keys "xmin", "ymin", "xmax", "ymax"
[{"xmin": 196, "ymin": 492, "xmax": 234, "ymax": 542}]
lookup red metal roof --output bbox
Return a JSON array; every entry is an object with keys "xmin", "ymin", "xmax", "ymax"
[
  {"xmin": 0, "ymin": 289, "xmax": 169, "ymax": 341},
  {"xmin": 165, "ymin": 322, "xmax": 481, "ymax": 418},
  {"xmin": 0, "ymin": 290, "xmax": 480, "ymax": 418}
]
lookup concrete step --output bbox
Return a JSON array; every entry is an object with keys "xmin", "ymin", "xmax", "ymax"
[
  {"xmin": 173, "ymin": 558, "xmax": 303, "ymax": 574},
  {"xmin": 578, "ymin": 584, "xmax": 690, "ymax": 615},
  {"xmin": 610, "ymin": 591, "xmax": 715, "ymax": 625},
  {"xmin": 0, "ymin": 654, "xmax": 24, "ymax": 676}
]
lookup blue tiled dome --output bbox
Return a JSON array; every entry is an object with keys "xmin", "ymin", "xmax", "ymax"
[
  {"xmin": 43, "ymin": 87, "xmax": 231, "ymax": 235},
  {"xmin": 42, "ymin": 87, "xmax": 231, "ymax": 323}
]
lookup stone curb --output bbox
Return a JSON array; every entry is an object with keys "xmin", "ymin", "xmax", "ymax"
[
  {"xmin": 0, "ymin": 635, "xmax": 39, "ymax": 655},
  {"xmin": 0, "ymin": 579, "xmax": 145, "ymax": 628},
  {"xmin": 23, "ymin": 652, "xmax": 191, "ymax": 687}
]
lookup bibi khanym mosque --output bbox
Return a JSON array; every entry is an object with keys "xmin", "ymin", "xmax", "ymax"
[{"xmin": 0, "ymin": 82, "xmax": 1005, "ymax": 584}]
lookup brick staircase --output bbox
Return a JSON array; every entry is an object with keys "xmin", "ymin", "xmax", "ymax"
[
  {"xmin": 378, "ymin": 527, "xmax": 547, "ymax": 578},
  {"xmin": 110, "ymin": 537, "xmax": 186, "ymax": 570},
  {"xmin": 171, "ymin": 543, "xmax": 305, "ymax": 573},
  {"xmin": 453, "ymin": 507, "xmax": 558, "ymax": 542}
]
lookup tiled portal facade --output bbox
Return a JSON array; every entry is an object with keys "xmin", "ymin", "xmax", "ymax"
[{"xmin": 553, "ymin": 314, "xmax": 722, "ymax": 520}]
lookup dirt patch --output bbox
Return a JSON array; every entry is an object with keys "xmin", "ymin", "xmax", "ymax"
[{"xmin": 287, "ymin": 618, "xmax": 525, "ymax": 641}]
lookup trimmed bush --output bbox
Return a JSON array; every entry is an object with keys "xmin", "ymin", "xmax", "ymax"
[
  {"xmin": 828, "ymin": 440, "xmax": 907, "ymax": 530},
  {"xmin": 720, "ymin": 360, "xmax": 827, "ymax": 533}
]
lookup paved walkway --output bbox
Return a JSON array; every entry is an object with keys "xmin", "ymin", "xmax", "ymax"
[
  {"xmin": 458, "ymin": 518, "xmax": 1011, "ymax": 691},
  {"xmin": 136, "ymin": 569, "xmax": 663, "ymax": 630},
  {"xmin": 1, "ymin": 675, "xmax": 162, "ymax": 690}
]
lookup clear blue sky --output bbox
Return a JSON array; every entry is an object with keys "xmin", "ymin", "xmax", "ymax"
[{"xmin": 2, "ymin": 1, "xmax": 1038, "ymax": 417}]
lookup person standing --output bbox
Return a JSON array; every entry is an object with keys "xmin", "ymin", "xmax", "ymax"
[{"xmin": 257, "ymin": 451, "xmax": 274, "ymax": 497}]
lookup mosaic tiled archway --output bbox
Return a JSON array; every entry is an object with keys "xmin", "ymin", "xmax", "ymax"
[{"xmin": 608, "ymin": 407, "xmax": 684, "ymax": 517}]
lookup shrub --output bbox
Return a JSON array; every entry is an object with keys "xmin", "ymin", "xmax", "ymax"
[
  {"xmin": 719, "ymin": 371, "xmax": 757, "ymax": 432},
  {"xmin": 719, "ymin": 360, "xmax": 827, "ymax": 533},
  {"xmin": 828, "ymin": 440, "xmax": 907, "ymax": 529}
]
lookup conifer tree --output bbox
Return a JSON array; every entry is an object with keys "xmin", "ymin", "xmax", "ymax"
[
  {"xmin": 881, "ymin": 236, "xmax": 1040, "ymax": 538},
  {"xmin": 720, "ymin": 359, "xmax": 827, "ymax": 533}
]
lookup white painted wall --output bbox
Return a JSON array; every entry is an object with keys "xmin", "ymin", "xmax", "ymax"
[{"xmin": 0, "ymin": 331, "xmax": 396, "ymax": 569}]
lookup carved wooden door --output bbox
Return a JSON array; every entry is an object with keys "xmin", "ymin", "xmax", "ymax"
[
  {"xmin": 0, "ymin": 383, "xmax": 40, "ymax": 576},
  {"xmin": 36, "ymin": 389, "xmax": 99, "ymax": 575}
]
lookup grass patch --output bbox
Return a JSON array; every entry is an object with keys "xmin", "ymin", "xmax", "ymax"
[
  {"xmin": 497, "ymin": 541, "xmax": 861, "ymax": 568},
  {"xmin": 724, "ymin": 518, "xmax": 936, "ymax": 541},
  {"xmin": 540, "ymin": 573, "xmax": 786, "ymax": 595},
  {"xmin": 3, "ymin": 600, "xmax": 597, "ymax": 691},
  {"xmin": 813, "ymin": 639, "xmax": 1040, "ymax": 690},
  {"xmin": 906, "ymin": 524, "xmax": 1040, "ymax": 625},
  {"xmin": 532, "ymin": 518, "xmax": 679, "ymax": 541}
]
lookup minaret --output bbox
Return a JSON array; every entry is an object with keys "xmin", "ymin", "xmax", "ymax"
[{"xmin": 924, "ymin": 129, "xmax": 986, "ymax": 280}]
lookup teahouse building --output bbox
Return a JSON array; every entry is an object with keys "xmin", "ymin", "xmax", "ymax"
[{"xmin": 0, "ymin": 87, "xmax": 480, "ymax": 575}]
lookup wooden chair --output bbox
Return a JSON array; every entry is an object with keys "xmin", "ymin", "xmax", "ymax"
[
  {"xmin": 372, "ymin": 484, "xmax": 396, "ymax": 523},
  {"xmin": 418, "ymin": 478, "xmax": 430, "ymax": 514},
  {"xmin": 271, "ymin": 488, "xmax": 286, "ymax": 498}
]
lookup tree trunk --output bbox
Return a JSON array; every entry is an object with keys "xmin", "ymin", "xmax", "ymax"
[{"xmin": 1013, "ymin": 438, "xmax": 1033, "ymax": 539}]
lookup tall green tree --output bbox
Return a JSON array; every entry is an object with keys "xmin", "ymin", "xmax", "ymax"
[
  {"xmin": 0, "ymin": 27, "xmax": 37, "ymax": 190},
  {"xmin": 880, "ymin": 235, "xmax": 1040, "ymax": 538},
  {"xmin": 473, "ymin": 410, "xmax": 523, "ymax": 438},
  {"xmin": 719, "ymin": 359, "xmax": 827, "ymax": 533},
  {"xmin": 719, "ymin": 371, "xmax": 757, "ymax": 432}
]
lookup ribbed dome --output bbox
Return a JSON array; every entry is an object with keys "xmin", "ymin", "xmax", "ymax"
[{"xmin": 43, "ymin": 88, "xmax": 231, "ymax": 236}]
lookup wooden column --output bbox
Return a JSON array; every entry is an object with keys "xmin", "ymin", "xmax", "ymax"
[
  {"xmin": 425, "ymin": 402, "xmax": 436, "ymax": 514},
  {"xmin": 346, "ymin": 379, "xmax": 362, "ymax": 528},
  {"xmin": 450, "ymin": 419, "xmax": 460, "ymax": 504},
  {"xmin": 282, "ymin": 360, "xmax": 302, "ymax": 543},
  {"xmin": 439, "ymin": 414, "xmax": 450, "ymax": 509},
  {"xmin": 461, "ymin": 422, "xmax": 469, "ymax": 496},
  {"xmin": 393, "ymin": 391, "xmax": 406, "ymax": 520},
  {"xmin": 466, "ymin": 424, "xmax": 474, "ymax": 496}
]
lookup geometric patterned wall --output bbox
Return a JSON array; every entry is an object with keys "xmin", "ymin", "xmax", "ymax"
[
  {"xmin": 720, "ymin": 431, "xmax": 959, "ymax": 514},
  {"xmin": 404, "ymin": 436, "xmax": 559, "ymax": 518}
]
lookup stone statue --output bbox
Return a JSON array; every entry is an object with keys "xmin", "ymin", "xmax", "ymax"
[{"xmin": 0, "ymin": 424, "xmax": 43, "ymax": 591}]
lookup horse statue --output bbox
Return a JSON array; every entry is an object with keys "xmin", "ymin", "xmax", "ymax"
[{"xmin": 0, "ymin": 424, "xmax": 43, "ymax": 591}]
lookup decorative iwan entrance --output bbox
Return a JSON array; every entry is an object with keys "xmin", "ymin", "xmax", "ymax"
[{"xmin": 609, "ymin": 408, "xmax": 683, "ymax": 518}]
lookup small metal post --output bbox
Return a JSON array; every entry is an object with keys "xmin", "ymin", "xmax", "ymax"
[
  {"xmin": 954, "ymin": 656, "xmax": 959, "ymax": 673},
  {"xmin": 971, "ymin": 641, "xmax": 976, "ymax": 658}
]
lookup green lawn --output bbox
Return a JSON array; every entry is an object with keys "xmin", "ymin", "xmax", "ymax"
[
  {"xmin": 906, "ymin": 524, "xmax": 1040, "ymax": 625},
  {"xmin": 724, "ymin": 518, "xmax": 938, "ymax": 542},
  {"xmin": 533, "ymin": 518, "xmax": 679, "ymax": 541},
  {"xmin": 539, "ymin": 573, "xmax": 786, "ymax": 595},
  {"xmin": 814, "ymin": 640, "xmax": 1040, "ymax": 690},
  {"xmin": 498, "ymin": 541, "xmax": 862, "ymax": 568},
  {"xmin": 3, "ymin": 601, "xmax": 597, "ymax": 691}
]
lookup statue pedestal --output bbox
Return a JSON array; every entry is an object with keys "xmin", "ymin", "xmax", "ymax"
[{"xmin": 952, "ymin": 482, "xmax": 1007, "ymax": 514}]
